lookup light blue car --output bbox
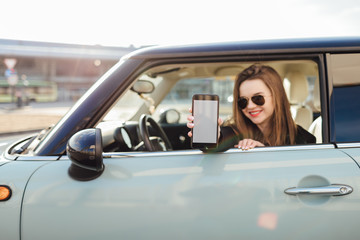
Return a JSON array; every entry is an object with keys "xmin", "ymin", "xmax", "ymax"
[{"xmin": 1, "ymin": 37, "xmax": 360, "ymax": 240}]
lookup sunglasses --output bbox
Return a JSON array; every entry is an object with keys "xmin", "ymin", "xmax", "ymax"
[{"xmin": 237, "ymin": 95, "xmax": 266, "ymax": 109}]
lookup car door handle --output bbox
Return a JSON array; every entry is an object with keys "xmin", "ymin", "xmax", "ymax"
[{"xmin": 284, "ymin": 184, "xmax": 353, "ymax": 196}]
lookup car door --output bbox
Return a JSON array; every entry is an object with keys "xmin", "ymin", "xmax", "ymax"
[{"xmin": 21, "ymin": 144, "xmax": 360, "ymax": 240}]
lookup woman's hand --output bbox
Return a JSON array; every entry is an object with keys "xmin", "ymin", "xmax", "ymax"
[
  {"xmin": 187, "ymin": 108, "xmax": 222, "ymax": 138},
  {"xmin": 235, "ymin": 139, "xmax": 264, "ymax": 150}
]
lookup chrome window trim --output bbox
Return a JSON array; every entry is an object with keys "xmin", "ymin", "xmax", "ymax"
[
  {"xmin": 337, "ymin": 143, "xmax": 360, "ymax": 148},
  {"xmin": 16, "ymin": 156, "xmax": 60, "ymax": 161},
  {"xmin": 57, "ymin": 144, "xmax": 338, "ymax": 161},
  {"xmin": 98, "ymin": 144, "xmax": 336, "ymax": 159}
]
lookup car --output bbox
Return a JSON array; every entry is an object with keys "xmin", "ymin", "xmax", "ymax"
[{"xmin": 1, "ymin": 37, "xmax": 360, "ymax": 240}]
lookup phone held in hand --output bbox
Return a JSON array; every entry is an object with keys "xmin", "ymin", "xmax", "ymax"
[{"xmin": 191, "ymin": 94, "xmax": 219, "ymax": 149}]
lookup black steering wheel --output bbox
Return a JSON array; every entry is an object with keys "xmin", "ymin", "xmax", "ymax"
[{"xmin": 139, "ymin": 114, "xmax": 173, "ymax": 151}]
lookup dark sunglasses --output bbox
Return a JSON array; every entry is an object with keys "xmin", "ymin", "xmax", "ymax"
[{"xmin": 237, "ymin": 95, "xmax": 266, "ymax": 109}]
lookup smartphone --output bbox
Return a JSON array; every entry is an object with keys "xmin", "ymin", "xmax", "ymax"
[{"xmin": 191, "ymin": 94, "xmax": 219, "ymax": 149}]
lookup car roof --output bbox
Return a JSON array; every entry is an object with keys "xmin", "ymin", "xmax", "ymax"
[{"xmin": 128, "ymin": 37, "xmax": 360, "ymax": 59}]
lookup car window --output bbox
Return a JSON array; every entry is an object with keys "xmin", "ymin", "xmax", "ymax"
[
  {"xmin": 97, "ymin": 59, "xmax": 320, "ymax": 152},
  {"xmin": 330, "ymin": 53, "xmax": 360, "ymax": 142}
]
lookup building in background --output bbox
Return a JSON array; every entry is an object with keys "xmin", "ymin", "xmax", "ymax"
[{"xmin": 0, "ymin": 39, "xmax": 137, "ymax": 102}]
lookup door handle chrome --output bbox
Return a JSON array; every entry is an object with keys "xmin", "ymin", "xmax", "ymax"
[{"xmin": 284, "ymin": 184, "xmax": 353, "ymax": 196}]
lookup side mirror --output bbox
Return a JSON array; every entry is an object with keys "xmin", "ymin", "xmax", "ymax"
[{"xmin": 67, "ymin": 128, "xmax": 104, "ymax": 181}]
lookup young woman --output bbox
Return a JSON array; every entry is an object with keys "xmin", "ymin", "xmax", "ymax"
[{"xmin": 187, "ymin": 64, "xmax": 316, "ymax": 151}]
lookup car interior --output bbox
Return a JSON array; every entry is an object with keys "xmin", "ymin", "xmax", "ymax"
[{"xmin": 96, "ymin": 59, "xmax": 321, "ymax": 152}]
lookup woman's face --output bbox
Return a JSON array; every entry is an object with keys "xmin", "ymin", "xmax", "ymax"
[{"xmin": 239, "ymin": 79, "xmax": 275, "ymax": 132}]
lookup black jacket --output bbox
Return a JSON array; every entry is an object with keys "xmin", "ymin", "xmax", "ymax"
[{"xmin": 207, "ymin": 125, "xmax": 316, "ymax": 152}]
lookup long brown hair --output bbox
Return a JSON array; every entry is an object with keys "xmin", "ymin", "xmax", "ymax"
[{"xmin": 230, "ymin": 64, "xmax": 297, "ymax": 146}]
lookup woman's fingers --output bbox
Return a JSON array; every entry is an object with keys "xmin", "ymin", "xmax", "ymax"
[
  {"xmin": 240, "ymin": 139, "xmax": 250, "ymax": 150},
  {"xmin": 187, "ymin": 108, "xmax": 194, "ymax": 137},
  {"xmin": 187, "ymin": 120, "xmax": 194, "ymax": 137},
  {"xmin": 235, "ymin": 139, "xmax": 264, "ymax": 150},
  {"xmin": 218, "ymin": 117, "xmax": 223, "ymax": 125}
]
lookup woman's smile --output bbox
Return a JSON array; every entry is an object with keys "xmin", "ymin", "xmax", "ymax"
[{"xmin": 248, "ymin": 110, "xmax": 262, "ymax": 117}]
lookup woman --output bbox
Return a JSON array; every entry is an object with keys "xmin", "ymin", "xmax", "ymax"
[{"xmin": 187, "ymin": 63, "xmax": 316, "ymax": 151}]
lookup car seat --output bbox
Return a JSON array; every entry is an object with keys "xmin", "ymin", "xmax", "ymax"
[
  {"xmin": 308, "ymin": 77, "xmax": 322, "ymax": 143},
  {"xmin": 284, "ymin": 71, "xmax": 313, "ymax": 130}
]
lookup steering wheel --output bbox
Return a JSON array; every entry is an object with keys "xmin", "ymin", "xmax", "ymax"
[{"xmin": 139, "ymin": 114, "xmax": 173, "ymax": 151}]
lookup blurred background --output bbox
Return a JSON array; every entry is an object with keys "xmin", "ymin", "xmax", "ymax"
[{"xmin": 0, "ymin": 0, "xmax": 359, "ymax": 135}]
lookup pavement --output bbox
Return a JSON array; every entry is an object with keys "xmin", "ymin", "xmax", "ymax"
[{"xmin": 0, "ymin": 101, "xmax": 74, "ymax": 136}]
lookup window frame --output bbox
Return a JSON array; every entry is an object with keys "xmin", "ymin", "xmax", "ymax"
[
  {"xmin": 327, "ymin": 52, "xmax": 360, "ymax": 143},
  {"xmin": 110, "ymin": 53, "xmax": 328, "ymax": 147}
]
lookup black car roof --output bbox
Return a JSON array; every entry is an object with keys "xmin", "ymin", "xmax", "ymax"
[{"xmin": 128, "ymin": 37, "xmax": 360, "ymax": 59}]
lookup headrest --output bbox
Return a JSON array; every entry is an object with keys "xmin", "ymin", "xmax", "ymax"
[{"xmin": 284, "ymin": 71, "xmax": 309, "ymax": 104}]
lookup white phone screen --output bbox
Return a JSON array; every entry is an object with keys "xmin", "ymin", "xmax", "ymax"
[{"xmin": 192, "ymin": 100, "xmax": 218, "ymax": 143}]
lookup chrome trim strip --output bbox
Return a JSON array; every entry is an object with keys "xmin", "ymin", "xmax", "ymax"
[
  {"xmin": 337, "ymin": 143, "xmax": 360, "ymax": 148},
  {"xmin": 16, "ymin": 156, "xmax": 60, "ymax": 161},
  {"xmin": 60, "ymin": 144, "xmax": 336, "ymax": 160},
  {"xmin": 58, "ymin": 151, "xmax": 204, "ymax": 160},
  {"xmin": 100, "ymin": 144, "xmax": 335, "ymax": 158},
  {"xmin": 103, "ymin": 149, "xmax": 204, "ymax": 158}
]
